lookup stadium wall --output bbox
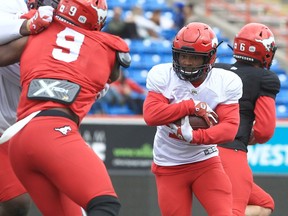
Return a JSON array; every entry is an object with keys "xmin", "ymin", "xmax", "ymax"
[{"xmin": 28, "ymin": 116, "xmax": 288, "ymax": 216}]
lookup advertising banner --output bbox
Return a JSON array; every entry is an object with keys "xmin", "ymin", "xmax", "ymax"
[
  {"xmin": 80, "ymin": 117, "xmax": 288, "ymax": 175},
  {"xmin": 80, "ymin": 117, "xmax": 155, "ymax": 171},
  {"xmin": 247, "ymin": 123, "xmax": 288, "ymax": 175}
]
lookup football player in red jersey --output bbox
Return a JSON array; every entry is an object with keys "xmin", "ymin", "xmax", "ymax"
[
  {"xmin": 0, "ymin": 0, "xmax": 130, "ymax": 215},
  {"xmin": 215, "ymin": 23, "xmax": 280, "ymax": 216},
  {"xmin": 143, "ymin": 22, "xmax": 243, "ymax": 216},
  {"xmin": 0, "ymin": 1, "xmax": 55, "ymax": 215}
]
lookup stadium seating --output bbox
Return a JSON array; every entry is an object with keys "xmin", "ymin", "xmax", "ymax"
[
  {"xmin": 127, "ymin": 39, "xmax": 172, "ymax": 54},
  {"xmin": 106, "ymin": 0, "xmax": 172, "ymax": 11},
  {"xmin": 125, "ymin": 68, "xmax": 148, "ymax": 87},
  {"xmin": 216, "ymin": 42, "xmax": 233, "ymax": 57},
  {"xmin": 278, "ymin": 74, "xmax": 288, "ymax": 89},
  {"xmin": 276, "ymin": 89, "xmax": 288, "ymax": 104},
  {"xmin": 276, "ymin": 104, "xmax": 288, "ymax": 118},
  {"xmin": 90, "ymin": 0, "xmax": 288, "ymax": 118}
]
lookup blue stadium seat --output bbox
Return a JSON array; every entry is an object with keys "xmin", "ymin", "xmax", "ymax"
[
  {"xmin": 272, "ymin": 66, "xmax": 286, "ymax": 75},
  {"xmin": 276, "ymin": 104, "xmax": 288, "ymax": 118},
  {"xmin": 216, "ymin": 42, "xmax": 233, "ymax": 57},
  {"xmin": 130, "ymin": 54, "xmax": 144, "ymax": 69},
  {"xmin": 107, "ymin": 0, "xmax": 141, "ymax": 10},
  {"xmin": 107, "ymin": 105, "xmax": 134, "ymax": 115},
  {"xmin": 107, "ymin": 0, "xmax": 171, "ymax": 11},
  {"xmin": 278, "ymin": 74, "xmax": 288, "ymax": 89},
  {"xmin": 270, "ymin": 61, "xmax": 286, "ymax": 75},
  {"xmin": 161, "ymin": 54, "xmax": 172, "ymax": 63},
  {"xmin": 128, "ymin": 39, "xmax": 172, "ymax": 54},
  {"xmin": 130, "ymin": 53, "xmax": 162, "ymax": 70},
  {"xmin": 142, "ymin": 0, "xmax": 172, "ymax": 11},
  {"xmin": 126, "ymin": 69, "xmax": 148, "ymax": 87},
  {"xmin": 160, "ymin": 29, "xmax": 177, "ymax": 40},
  {"xmin": 153, "ymin": 40, "xmax": 172, "ymax": 54},
  {"xmin": 91, "ymin": 100, "xmax": 135, "ymax": 115},
  {"xmin": 128, "ymin": 39, "xmax": 154, "ymax": 54},
  {"xmin": 276, "ymin": 89, "xmax": 288, "ymax": 104}
]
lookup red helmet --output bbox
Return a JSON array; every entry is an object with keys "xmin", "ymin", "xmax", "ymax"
[
  {"xmin": 172, "ymin": 22, "xmax": 218, "ymax": 82},
  {"xmin": 27, "ymin": 0, "xmax": 59, "ymax": 9},
  {"xmin": 233, "ymin": 23, "xmax": 277, "ymax": 69},
  {"xmin": 55, "ymin": 0, "xmax": 108, "ymax": 31}
]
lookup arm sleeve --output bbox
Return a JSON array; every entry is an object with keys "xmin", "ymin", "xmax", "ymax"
[
  {"xmin": 143, "ymin": 91, "xmax": 195, "ymax": 126},
  {"xmin": 253, "ymin": 96, "xmax": 276, "ymax": 143},
  {"xmin": 143, "ymin": 64, "xmax": 195, "ymax": 125},
  {"xmin": 0, "ymin": 17, "xmax": 25, "ymax": 45},
  {"xmin": 260, "ymin": 71, "xmax": 280, "ymax": 98},
  {"xmin": 0, "ymin": 0, "xmax": 29, "ymax": 44},
  {"xmin": 192, "ymin": 103, "xmax": 240, "ymax": 144},
  {"xmin": 0, "ymin": 37, "xmax": 28, "ymax": 67}
]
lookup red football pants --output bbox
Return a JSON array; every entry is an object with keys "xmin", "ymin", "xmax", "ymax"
[
  {"xmin": 218, "ymin": 147, "xmax": 274, "ymax": 216},
  {"xmin": 9, "ymin": 116, "xmax": 116, "ymax": 216},
  {"xmin": 152, "ymin": 156, "xmax": 233, "ymax": 216},
  {"xmin": 0, "ymin": 140, "xmax": 26, "ymax": 201},
  {"xmin": 249, "ymin": 182, "xmax": 274, "ymax": 210}
]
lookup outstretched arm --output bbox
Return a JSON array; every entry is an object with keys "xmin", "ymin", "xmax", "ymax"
[
  {"xmin": 0, "ymin": 6, "xmax": 54, "ymax": 45},
  {"xmin": 0, "ymin": 37, "xmax": 28, "ymax": 66}
]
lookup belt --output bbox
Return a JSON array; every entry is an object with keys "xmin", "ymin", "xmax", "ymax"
[
  {"xmin": 35, "ymin": 109, "xmax": 79, "ymax": 124},
  {"xmin": 0, "ymin": 111, "xmax": 41, "ymax": 144}
]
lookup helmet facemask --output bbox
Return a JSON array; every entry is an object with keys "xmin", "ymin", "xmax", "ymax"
[{"xmin": 173, "ymin": 46, "xmax": 215, "ymax": 82}]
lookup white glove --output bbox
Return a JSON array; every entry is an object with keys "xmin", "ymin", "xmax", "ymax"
[
  {"xmin": 25, "ymin": 6, "xmax": 54, "ymax": 34},
  {"xmin": 38, "ymin": 6, "xmax": 54, "ymax": 22},
  {"xmin": 96, "ymin": 83, "xmax": 110, "ymax": 100},
  {"xmin": 169, "ymin": 116, "xmax": 193, "ymax": 143}
]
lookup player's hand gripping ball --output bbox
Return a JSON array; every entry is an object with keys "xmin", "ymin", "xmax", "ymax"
[
  {"xmin": 174, "ymin": 115, "xmax": 217, "ymax": 129},
  {"xmin": 174, "ymin": 101, "xmax": 219, "ymax": 129},
  {"xmin": 170, "ymin": 116, "xmax": 194, "ymax": 142}
]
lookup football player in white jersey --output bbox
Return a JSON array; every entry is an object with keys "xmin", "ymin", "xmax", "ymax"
[
  {"xmin": 0, "ymin": 1, "xmax": 54, "ymax": 215},
  {"xmin": 143, "ymin": 22, "xmax": 243, "ymax": 216}
]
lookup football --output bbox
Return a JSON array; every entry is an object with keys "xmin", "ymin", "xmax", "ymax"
[{"xmin": 174, "ymin": 115, "xmax": 216, "ymax": 130}]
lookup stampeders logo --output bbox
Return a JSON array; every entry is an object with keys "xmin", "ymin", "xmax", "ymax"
[
  {"xmin": 255, "ymin": 37, "xmax": 275, "ymax": 51},
  {"xmin": 90, "ymin": 4, "xmax": 107, "ymax": 25},
  {"xmin": 54, "ymin": 125, "xmax": 72, "ymax": 135}
]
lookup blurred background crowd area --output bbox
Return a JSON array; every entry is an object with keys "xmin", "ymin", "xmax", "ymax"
[{"xmin": 88, "ymin": 0, "xmax": 288, "ymax": 118}]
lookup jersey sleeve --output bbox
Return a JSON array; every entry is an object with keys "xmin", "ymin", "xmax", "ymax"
[
  {"xmin": 146, "ymin": 64, "xmax": 169, "ymax": 94},
  {"xmin": 0, "ymin": 16, "xmax": 25, "ymax": 45},
  {"xmin": 253, "ymin": 96, "xmax": 276, "ymax": 143},
  {"xmin": 224, "ymin": 72, "xmax": 243, "ymax": 104},
  {"xmin": 260, "ymin": 71, "xmax": 280, "ymax": 99},
  {"xmin": 0, "ymin": 1, "xmax": 28, "ymax": 45},
  {"xmin": 144, "ymin": 64, "xmax": 195, "ymax": 126}
]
